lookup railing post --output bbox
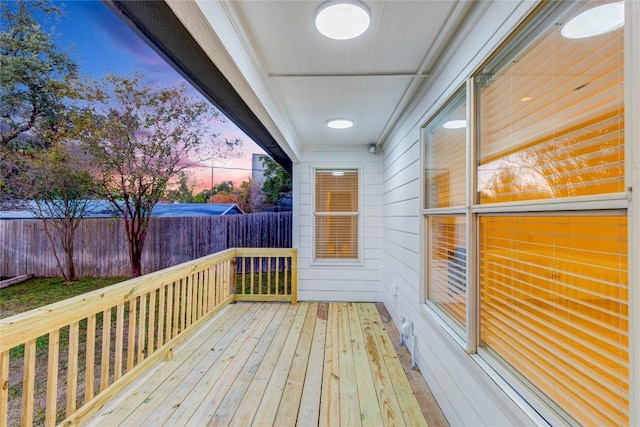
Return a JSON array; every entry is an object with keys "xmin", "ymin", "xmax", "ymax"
[
  {"xmin": 230, "ymin": 258, "xmax": 237, "ymax": 301},
  {"xmin": 291, "ymin": 249, "xmax": 298, "ymax": 305}
]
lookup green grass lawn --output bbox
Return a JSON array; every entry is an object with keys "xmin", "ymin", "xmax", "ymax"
[{"xmin": 0, "ymin": 276, "xmax": 129, "ymax": 319}]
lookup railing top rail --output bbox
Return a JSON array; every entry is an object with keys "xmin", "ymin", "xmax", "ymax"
[
  {"xmin": 234, "ymin": 247, "xmax": 296, "ymax": 256},
  {"xmin": 0, "ymin": 248, "xmax": 237, "ymax": 352}
]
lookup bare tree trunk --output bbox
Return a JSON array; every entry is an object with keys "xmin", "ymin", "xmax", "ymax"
[
  {"xmin": 63, "ymin": 225, "xmax": 76, "ymax": 282},
  {"xmin": 41, "ymin": 219, "xmax": 70, "ymax": 283}
]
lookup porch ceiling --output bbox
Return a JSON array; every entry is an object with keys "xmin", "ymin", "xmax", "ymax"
[{"xmin": 108, "ymin": 1, "xmax": 474, "ymax": 165}]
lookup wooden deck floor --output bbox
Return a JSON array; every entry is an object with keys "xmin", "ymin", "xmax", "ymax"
[{"xmin": 87, "ymin": 302, "xmax": 444, "ymax": 427}]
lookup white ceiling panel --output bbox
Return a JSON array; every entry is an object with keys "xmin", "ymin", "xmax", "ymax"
[{"xmin": 207, "ymin": 0, "xmax": 473, "ymax": 151}]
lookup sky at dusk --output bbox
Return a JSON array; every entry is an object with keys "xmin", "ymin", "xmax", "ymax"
[{"xmin": 51, "ymin": 1, "xmax": 266, "ymax": 191}]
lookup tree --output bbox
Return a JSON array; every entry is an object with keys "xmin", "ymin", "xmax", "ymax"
[
  {"xmin": 72, "ymin": 74, "xmax": 241, "ymax": 277},
  {"xmin": 237, "ymin": 178, "xmax": 265, "ymax": 213},
  {"xmin": 212, "ymin": 180, "xmax": 234, "ymax": 194},
  {"xmin": 0, "ymin": 0, "xmax": 77, "ymax": 148},
  {"xmin": 164, "ymin": 171, "xmax": 195, "ymax": 203},
  {"xmin": 259, "ymin": 155, "xmax": 292, "ymax": 207},
  {"xmin": 13, "ymin": 144, "xmax": 96, "ymax": 282}
]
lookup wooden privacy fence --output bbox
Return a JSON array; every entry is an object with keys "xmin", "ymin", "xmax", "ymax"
[
  {"xmin": 0, "ymin": 212, "xmax": 292, "ymax": 278},
  {"xmin": 0, "ymin": 247, "xmax": 297, "ymax": 427}
]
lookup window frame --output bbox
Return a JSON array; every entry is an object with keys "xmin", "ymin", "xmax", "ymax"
[
  {"xmin": 421, "ymin": 85, "xmax": 471, "ymax": 343},
  {"xmin": 311, "ymin": 166, "xmax": 364, "ymax": 266}
]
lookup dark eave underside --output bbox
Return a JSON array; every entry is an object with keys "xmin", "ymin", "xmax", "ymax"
[{"xmin": 106, "ymin": 0, "xmax": 292, "ymax": 173}]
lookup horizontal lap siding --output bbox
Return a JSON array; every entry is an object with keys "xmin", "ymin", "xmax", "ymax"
[
  {"xmin": 294, "ymin": 151, "xmax": 383, "ymax": 302},
  {"xmin": 380, "ymin": 1, "xmax": 538, "ymax": 426}
]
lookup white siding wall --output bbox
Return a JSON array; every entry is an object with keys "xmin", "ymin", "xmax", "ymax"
[
  {"xmin": 381, "ymin": 1, "xmax": 542, "ymax": 426},
  {"xmin": 293, "ymin": 149, "xmax": 383, "ymax": 301}
]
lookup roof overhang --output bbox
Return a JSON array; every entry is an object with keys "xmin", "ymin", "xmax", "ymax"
[{"xmin": 105, "ymin": 0, "xmax": 293, "ymax": 173}]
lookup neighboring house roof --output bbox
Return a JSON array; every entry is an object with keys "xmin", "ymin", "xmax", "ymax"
[
  {"xmin": 0, "ymin": 201, "xmax": 244, "ymax": 220},
  {"xmin": 151, "ymin": 203, "xmax": 244, "ymax": 217}
]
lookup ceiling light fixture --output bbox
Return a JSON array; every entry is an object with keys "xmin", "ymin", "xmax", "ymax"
[
  {"xmin": 315, "ymin": 1, "xmax": 371, "ymax": 40},
  {"xmin": 327, "ymin": 118, "xmax": 354, "ymax": 129},
  {"xmin": 442, "ymin": 119, "xmax": 466, "ymax": 129},
  {"xmin": 561, "ymin": 2, "xmax": 624, "ymax": 39}
]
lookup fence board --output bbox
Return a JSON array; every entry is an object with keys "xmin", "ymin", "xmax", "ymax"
[{"xmin": 0, "ymin": 212, "xmax": 292, "ymax": 278}]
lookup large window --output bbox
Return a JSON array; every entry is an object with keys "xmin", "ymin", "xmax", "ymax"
[
  {"xmin": 422, "ymin": 1, "xmax": 628, "ymax": 424},
  {"xmin": 314, "ymin": 169, "xmax": 360, "ymax": 261}
]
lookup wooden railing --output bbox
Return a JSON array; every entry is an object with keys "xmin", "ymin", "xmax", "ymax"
[{"xmin": 0, "ymin": 248, "xmax": 297, "ymax": 427}]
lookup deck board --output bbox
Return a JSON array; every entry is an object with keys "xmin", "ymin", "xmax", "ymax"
[{"xmin": 87, "ymin": 302, "xmax": 441, "ymax": 427}]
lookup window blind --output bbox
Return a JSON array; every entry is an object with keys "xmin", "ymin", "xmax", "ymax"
[
  {"xmin": 314, "ymin": 170, "xmax": 359, "ymax": 260},
  {"xmin": 479, "ymin": 215, "xmax": 628, "ymax": 426},
  {"xmin": 428, "ymin": 216, "xmax": 466, "ymax": 326},
  {"xmin": 477, "ymin": 5, "xmax": 624, "ymax": 204}
]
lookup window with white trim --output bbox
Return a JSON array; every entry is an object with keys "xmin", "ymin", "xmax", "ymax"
[{"xmin": 313, "ymin": 169, "xmax": 360, "ymax": 261}]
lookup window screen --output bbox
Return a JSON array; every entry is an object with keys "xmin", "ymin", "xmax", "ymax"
[{"xmin": 314, "ymin": 170, "xmax": 359, "ymax": 260}]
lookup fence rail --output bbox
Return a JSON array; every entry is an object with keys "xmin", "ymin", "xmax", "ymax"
[
  {"xmin": 0, "ymin": 247, "xmax": 297, "ymax": 427},
  {"xmin": 0, "ymin": 212, "xmax": 292, "ymax": 278}
]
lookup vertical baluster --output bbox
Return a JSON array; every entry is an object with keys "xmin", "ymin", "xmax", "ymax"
[
  {"xmin": 185, "ymin": 276, "xmax": 193, "ymax": 328},
  {"xmin": 200, "ymin": 270, "xmax": 208, "ymax": 313},
  {"xmin": 85, "ymin": 315, "xmax": 96, "ymax": 402},
  {"xmin": 173, "ymin": 281, "xmax": 180, "ymax": 338},
  {"xmin": 197, "ymin": 272, "xmax": 203, "ymax": 319},
  {"xmin": 100, "ymin": 308, "xmax": 111, "ymax": 392},
  {"xmin": 45, "ymin": 330, "xmax": 59, "ymax": 427},
  {"xmin": 126, "ymin": 298, "xmax": 137, "ymax": 371},
  {"xmin": 285, "ymin": 257, "xmax": 290, "ymax": 295},
  {"xmin": 250, "ymin": 256, "xmax": 255, "ymax": 295},
  {"xmin": 147, "ymin": 290, "xmax": 156, "ymax": 356},
  {"xmin": 114, "ymin": 303, "xmax": 125, "ymax": 381},
  {"xmin": 66, "ymin": 322, "xmax": 79, "ymax": 416},
  {"xmin": 167, "ymin": 282, "xmax": 175, "ymax": 340},
  {"xmin": 242, "ymin": 257, "xmax": 246, "ymax": 295},
  {"xmin": 137, "ymin": 294, "xmax": 147, "ymax": 363},
  {"xmin": 215, "ymin": 264, "xmax": 221, "ymax": 305},
  {"xmin": 275, "ymin": 256, "xmax": 280, "ymax": 295},
  {"xmin": 190, "ymin": 273, "xmax": 198, "ymax": 323},
  {"xmin": 1, "ymin": 350, "xmax": 9, "ymax": 427},
  {"xmin": 158, "ymin": 285, "xmax": 166, "ymax": 347},
  {"xmin": 258, "ymin": 256, "xmax": 263, "ymax": 295},
  {"xmin": 267, "ymin": 256, "xmax": 272, "ymax": 295},
  {"xmin": 180, "ymin": 279, "xmax": 187, "ymax": 332},
  {"xmin": 207, "ymin": 267, "xmax": 214, "ymax": 311},
  {"xmin": 22, "ymin": 339, "xmax": 36, "ymax": 426}
]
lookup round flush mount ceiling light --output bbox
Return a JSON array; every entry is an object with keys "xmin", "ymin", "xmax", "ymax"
[
  {"xmin": 327, "ymin": 118, "xmax": 354, "ymax": 129},
  {"xmin": 561, "ymin": 2, "xmax": 624, "ymax": 39},
  {"xmin": 442, "ymin": 119, "xmax": 467, "ymax": 129},
  {"xmin": 315, "ymin": 1, "xmax": 371, "ymax": 40}
]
